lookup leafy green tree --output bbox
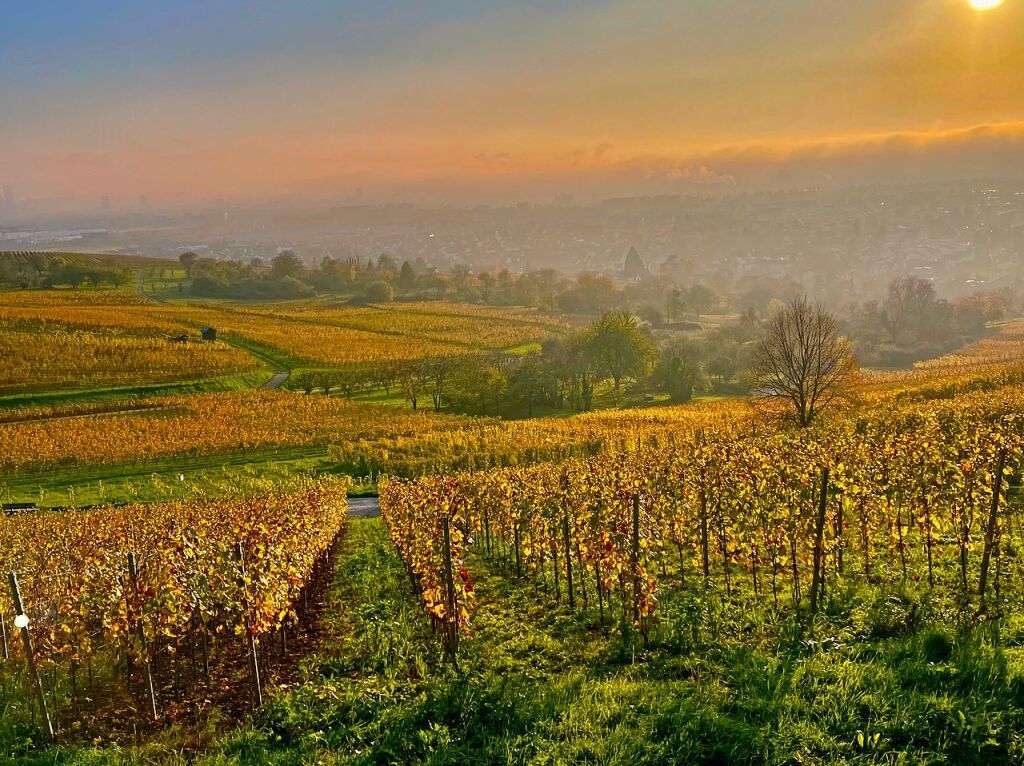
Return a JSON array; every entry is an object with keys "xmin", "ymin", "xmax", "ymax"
[
  {"xmin": 508, "ymin": 354, "xmax": 557, "ymax": 416},
  {"xmin": 364, "ymin": 280, "xmax": 395, "ymax": 303},
  {"xmin": 293, "ymin": 372, "xmax": 318, "ymax": 395},
  {"xmin": 687, "ymin": 284, "xmax": 717, "ymax": 321},
  {"xmin": 399, "ymin": 261, "xmax": 417, "ymax": 290},
  {"xmin": 178, "ymin": 251, "xmax": 198, "ymax": 277},
  {"xmin": 653, "ymin": 340, "xmax": 704, "ymax": 402},
  {"xmin": 540, "ymin": 333, "xmax": 594, "ymax": 411},
  {"xmin": 585, "ymin": 311, "xmax": 655, "ymax": 393},
  {"xmin": 270, "ymin": 250, "xmax": 304, "ymax": 280}
]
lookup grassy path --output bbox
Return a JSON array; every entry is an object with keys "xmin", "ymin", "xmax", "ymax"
[{"xmin": 1, "ymin": 444, "xmax": 332, "ymax": 506}]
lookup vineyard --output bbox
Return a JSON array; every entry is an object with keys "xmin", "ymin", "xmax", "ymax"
[
  {"xmin": 381, "ymin": 382, "xmax": 1024, "ymax": 657},
  {"xmin": 4, "ymin": 280, "xmax": 1024, "ymax": 761},
  {"xmin": 0, "ymin": 291, "xmax": 565, "ymax": 380},
  {"xmin": 0, "ymin": 252, "xmax": 176, "ymax": 272},
  {"xmin": 0, "ymin": 392, "xmax": 492, "ymax": 473},
  {"xmin": 0, "ymin": 477, "xmax": 348, "ymax": 741},
  {"xmin": 0, "ymin": 390, "xmax": 769, "ymax": 492},
  {"xmin": 224, "ymin": 300, "xmax": 566, "ymax": 347},
  {"xmin": 0, "ymin": 328, "xmax": 258, "ymax": 393}
]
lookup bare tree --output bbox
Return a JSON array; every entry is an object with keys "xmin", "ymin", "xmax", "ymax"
[
  {"xmin": 424, "ymin": 357, "xmax": 456, "ymax": 412},
  {"xmin": 397, "ymin": 361, "xmax": 428, "ymax": 411},
  {"xmin": 751, "ymin": 297, "xmax": 854, "ymax": 426}
]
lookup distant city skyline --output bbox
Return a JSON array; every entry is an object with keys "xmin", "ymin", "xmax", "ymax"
[{"xmin": 2, "ymin": 0, "xmax": 1022, "ymax": 207}]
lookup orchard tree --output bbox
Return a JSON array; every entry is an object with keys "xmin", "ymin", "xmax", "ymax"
[
  {"xmin": 179, "ymin": 251, "xmax": 198, "ymax": 277},
  {"xmin": 270, "ymin": 250, "xmax": 304, "ymax": 280},
  {"xmin": 687, "ymin": 284, "xmax": 717, "ymax": 321},
  {"xmin": 586, "ymin": 311, "xmax": 655, "ymax": 393},
  {"xmin": 653, "ymin": 339, "xmax": 703, "ymax": 402},
  {"xmin": 751, "ymin": 296, "xmax": 854, "ymax": 426}
]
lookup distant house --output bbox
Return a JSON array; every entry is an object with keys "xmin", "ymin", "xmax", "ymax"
[{"xmin": 200, "ymin": 326, "xmax": 217, "ymax": 342}]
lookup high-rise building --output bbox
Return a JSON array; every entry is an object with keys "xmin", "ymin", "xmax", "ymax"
[{"xmin": 1, "ymin": 185, "xmax": 13, "ymax": 214}]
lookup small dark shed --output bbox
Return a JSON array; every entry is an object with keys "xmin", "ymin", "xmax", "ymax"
[{"xmin": 200, "ymin": 326, "xmax": 217, "ymax": 342}]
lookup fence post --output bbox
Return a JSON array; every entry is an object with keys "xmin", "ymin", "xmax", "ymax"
[
  {"xmin": 441, "ymin": 516, "xmax": 459, "ymax": 665},
  {"xmin": 234, "ymin": 543, "xmax": 263, "ymax": 708},
  {"xmin": 8, "ymin": 572, "xmax": 55, "ymax": 742},
  {"xmin": 810, "ymin": 467, "xmax": 830, "ymax": 616},
  {"xmin": 563, "ymin": 509, "xmax": 575, "ymax": 611},
  {"xmin": 632, "ymin": 495, "xmax": 641, "ymax": 624},
  {"xmin": 979, "ymin": 447, "xmax": 1008, "ymax": 610},
  {"xmin": 127, "ymin": 553, "xmax": 159, "ymax": 720}
]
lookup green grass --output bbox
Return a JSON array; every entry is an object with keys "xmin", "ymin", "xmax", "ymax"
[
  {"xmin": 0, "ymin": 371, "xmax": 270, "ymax": 411},
  {"xmin": 0, "ymin": 444, "xmax": 335, "ymax": 506},
  {"xmin": 206, "ymin": 527, "xmax": 1024, "ymax": 765},
  {"xmin": 219, "ymin": 334, "xmax": 296, "ymax": 373},
  {"xmin": 503, "ymin": 341, "xmax": 543, "ymax": 356}
]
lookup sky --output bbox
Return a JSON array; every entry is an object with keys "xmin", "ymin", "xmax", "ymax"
[{"xmin": 1, "ymin": 0, "xmax": 1023, "ymax": 206}]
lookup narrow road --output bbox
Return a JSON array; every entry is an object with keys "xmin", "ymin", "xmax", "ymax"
[
  {"xmin": 262, "ymin": 371, "xmax": 290, "ymax": 390},
  {"xmin": 135, "ymin": 269, "xmax": 167, "ymax": 305},
  {"xmin": 347, "ymin": 496, "xmax": 381, "ymax": 518}
]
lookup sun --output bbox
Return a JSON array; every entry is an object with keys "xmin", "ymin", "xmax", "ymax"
[{"xmin": 968, "ymin": 0, "xmax": 1005, "ymax": 9}]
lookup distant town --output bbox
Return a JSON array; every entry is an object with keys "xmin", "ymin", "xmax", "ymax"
[{"xmin": 2, "ymin": 180, "xmax": 1021, "ymax": 307}]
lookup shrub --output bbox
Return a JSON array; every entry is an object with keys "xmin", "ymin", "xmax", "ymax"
[
  {"xmin": 365, "ymin": 280, "xmax": 395, "ymax": 303},
  {"xmin": 921, "ymin": 628, "xmax": 953, "ymax": 663}
]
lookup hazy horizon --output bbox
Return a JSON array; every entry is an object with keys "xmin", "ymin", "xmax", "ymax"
[{"xmin": 2, "ymin": 0, "xmax": 1023, "ymax": 210}]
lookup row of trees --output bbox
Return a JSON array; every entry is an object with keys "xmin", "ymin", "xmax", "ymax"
[
  {"xmin": 0, "ymin": 257, "xmax": 132, "ymax": 290},
  {"xmin": 290, "ymin": 309, "xmax": 759, "ymax": 417},
  {"xmin": 182, "ymin": 249, "xmax": 730, "ymax": 321},
  {"xmin": 290, "ymin": 295, "xmax": 856, "ymax": 430},
  {"xmin": 847, "ymin": 276, "xmax": 1005, "ymax": 366},
  {"xmin": 291, "ymin": 312, "xmax": 659, "ymax": 416},
  {"xmin": 187, "ymin": 250, "xmax": 423, "ymax": 302}
]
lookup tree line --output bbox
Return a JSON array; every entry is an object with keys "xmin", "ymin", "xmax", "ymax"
[{"xmin": 0, "ymin": 254, "xmax": 132, "ymax": 290}]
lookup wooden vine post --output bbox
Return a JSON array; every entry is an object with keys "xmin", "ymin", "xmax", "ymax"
[
  {"xmin": 979, "ymin": 446, "xmax": 1008, "ymax": 610},
  {"xmin": 559, "ymin": 469, "xmax": 575, "ymax": 611},
  {"xmin": 234, "ymin": 542, "xmax": 263, "ymax": 708},
  {"xmin": 632, "ymin": 494, "xmax": 641, "ymax": 625},
  {"xmin": 563, "ymin": 509, "xmax": 575, "ymax": 611},
  {"xmin": 810, "ymin": 467, "xmax": 830, "ymax": 616},
  {"xmin": 1, "ymin": 608, "xmax": 8, "ymax": 660},
  {"xmin": 441, "ymin": 516, "xmax": 459, "ymax": 665},
  {"xmin": 9, "ymin": 572, "xmax": 55, "ymax": 742},
  {"xmin": 127, "ymin": 553, "xmax": 159, "ymax": 720}
]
